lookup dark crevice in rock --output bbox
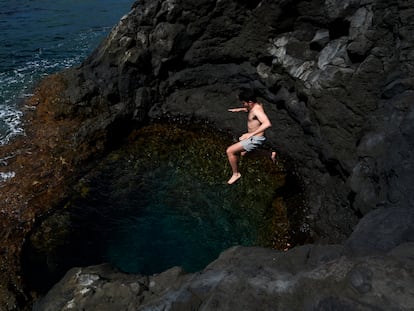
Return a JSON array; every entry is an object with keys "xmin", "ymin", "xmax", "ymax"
[
  {"xmin": 105, "ymin": 117, "xmax": 140, "ymax": 151},
  {"xmin": 106, "ymin": 91, "xmax": 121, "ymax": 105},
  {"xmin": 309, "ymin": 41, "xmax": 324, "ymax": 52},
  {"xmin": 273, "ymin": 2, "xmax": 299, "ymax": 34},
  {"xmin": 347, "ymin": 191, "xmax": 364, "ymax": 219},
  {"xmin": 347, "ymin": 48, "xmax": 370, "ymax": 64},
  {"xmin": 20, "ymin": 214, "xmax": 67, "ymax": 295},
  {"xmin": 296, "ymin": 89, "xmax": 309, "ymax": 105},
  {"xmin": 8, "ymin": 283, "xmax": 27, "ymax": 311},
  {"xmin": 328, "ymin": 18, "xmax": 350, "ymax": 39},
  {"xmin": 319, "ymin": 155, "xmax": 350, "ymax": 181},
  {"xmin": 273, "ymin": 160, "xmax": 312, "ymax": 247},
  {"xmin": 236, "ymin": 0, "xmax": 262, "ymax": 10},
  {"xmin": 328, "ymin": 159, "xmax": 349, "ymax": 179}
]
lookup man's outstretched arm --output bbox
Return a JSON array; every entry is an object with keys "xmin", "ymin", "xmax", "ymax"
[{"xmin": 228, "ymin": 107, "xmax": 248, "ymax": 112}]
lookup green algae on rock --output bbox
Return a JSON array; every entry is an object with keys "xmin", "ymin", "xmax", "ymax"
[{"xmin": 22, "ymin": 122, "xmax": 309, "ymax": 294}]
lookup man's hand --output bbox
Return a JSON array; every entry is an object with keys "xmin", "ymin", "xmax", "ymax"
[{"xmin": 239, "ymin": 133, "xmax": 252, "ymax": 141}]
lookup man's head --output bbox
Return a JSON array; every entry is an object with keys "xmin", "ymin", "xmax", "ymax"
[
  {"xmin": 238, "ymin": 88, "xmax": 257, "ymax": 110},
  {"xmin": 238, "ymin": 88, "xmax": 257, "ymax": 103}
]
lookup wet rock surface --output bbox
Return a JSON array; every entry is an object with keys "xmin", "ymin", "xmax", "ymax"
[
  {"xmin": 1, "ymin": 0, "xmax": 414, "ymax": 309},
  {"xmin": 21, "ymin": 123, "xmax": 297, "ymax": 295},
  {"xmin": 34, "ymin": 241, "xmax": 414, "ymax": 311}
]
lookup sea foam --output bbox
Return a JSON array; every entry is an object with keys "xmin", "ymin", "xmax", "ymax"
[
  {"xmin": 0, "ymin": 104, "xmax": 23, "ymax": 145},
  {"xmin": 0, "ymin": 171, "xmax": 16, "ymax": 182}
]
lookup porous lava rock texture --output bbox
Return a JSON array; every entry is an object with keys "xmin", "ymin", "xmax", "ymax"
[
  {"xmin": 1, "ymin": 0, "xmax": 414, "ymax": 309},
  {"xmin": 35, "ymin": 240, "xmax": 414, "ymax": 310},
  {"xmin": 60, "ymin": 0, "xmax": 414, "ymax": 241}
]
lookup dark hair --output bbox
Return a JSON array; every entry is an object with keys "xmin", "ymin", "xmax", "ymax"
[{"xmin": 238, "ymin": 88, "xmax": 257, "ymax": 102}]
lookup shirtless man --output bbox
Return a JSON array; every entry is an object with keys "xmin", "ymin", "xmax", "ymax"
[{"xmin": 226, "ymin": 91, "xmax": 274, "ymax": 184}]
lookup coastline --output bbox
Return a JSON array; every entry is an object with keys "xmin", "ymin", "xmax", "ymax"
[
  {"xmin": 2, "ymin": 0, "xmax": 414, "ymax": 309},
  {"xmin": 0, "ymin": 72, "xmax": 302, "ymax": 309},
  {"xmin": 0, "ymin": 73, "xmax": 84, "ymax": 309}
]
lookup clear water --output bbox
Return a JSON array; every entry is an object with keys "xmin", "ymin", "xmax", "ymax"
[
  {"xmin": 24, "ymin": 156, "xmax": 275, "ymax": 293},
  {"xmin": 67, "ymin": 150, "xmax": 272, "ymax": 276},
  {"xmin": 0, "ymin": 0, "xmax": 134, "ymax": 145},
  {"xmin": 22, "ymin": 124, "xmax": 283, "ymax": 289},
  {"xmin": 105, "ymin": 164, "xmax": 258, "ymax": 274}
]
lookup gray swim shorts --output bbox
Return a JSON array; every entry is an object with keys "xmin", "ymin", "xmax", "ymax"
[{"xmin": 240, "ymin": 135, "xmax": 266, "ymax": 152}]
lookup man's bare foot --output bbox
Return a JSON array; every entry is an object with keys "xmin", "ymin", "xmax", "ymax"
[
  {"xmin": 227, "ymin": 173, "xmax": 241, "ymax": 184},
  {"xmin": 271, "ymin": 151, "xmax": 277, "ymax": 163}
]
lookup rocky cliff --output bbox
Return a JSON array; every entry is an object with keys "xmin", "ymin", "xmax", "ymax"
[
  {"xmin": 1, "ymin": 0, "xmax": 414, "ymax": 309},
  {"xmin": 59, "ymin": 0, "xmax": 414, "ymax": 240}
]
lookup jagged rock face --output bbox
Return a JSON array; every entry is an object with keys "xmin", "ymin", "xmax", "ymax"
[
  {"xmin": 58, "ymin": 0, "xmax": 414, "ymax": 242},
  {"xmin": 34, "ymin": 206, "xmax": 414, "ymax": 310},
  {"xmin": 7, "ymin": 0, "xmax": 414, "ymax": 309},
  {"xmin": 34, "ymin": 241, "xmax": 414, "ymax": 310}
]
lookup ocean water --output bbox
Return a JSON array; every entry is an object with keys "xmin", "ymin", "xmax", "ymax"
[{"xmin": 0, "ymin": 0, "xmax": 135, "ymax": 145}]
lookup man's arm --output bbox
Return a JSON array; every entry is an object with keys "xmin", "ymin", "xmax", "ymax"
[
  {"xmin": 253, "ymin": 106, "xmax": 272, "ymax": 134},
  {"xmin": 228, "ymin": 107, "xmax": 248, "ymax": 112}
]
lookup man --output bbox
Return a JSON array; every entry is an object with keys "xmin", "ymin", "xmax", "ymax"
[{"xmin": 226, "ymin": 90, "xmax": 275, "ymax": 184}]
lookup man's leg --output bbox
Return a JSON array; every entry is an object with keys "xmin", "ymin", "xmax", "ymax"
[
  {"xmin": 271, "ymin": 151, "xmax": 277, "ymax": 163},
  {"xmin": 226, "ymin": 142, "xmax": 245, "ymax": 184},
  {"xmin": 244, "ymin": 149, "xmax": 277, "ymax": 162}
]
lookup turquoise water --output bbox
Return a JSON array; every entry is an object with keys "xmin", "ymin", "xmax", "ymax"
[
  {"xmin": 105, "ymin": 164, "xmax": 257, "ymax": 274},
  {"xmin": 0, "ymin": 0, "xmax": 134, "ymax": 145},
  {"xmin": 22, "ymin": 123, "xmax": 282, "ymax": 290},
  {"xmin": 67, "ymin": 161, "xmax": 262, "ymax": 276},
  {"xmin": 23, "ymin": 157, "xmax": 269, "ymax": 293}
]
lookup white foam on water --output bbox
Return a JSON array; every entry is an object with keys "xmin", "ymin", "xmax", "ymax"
[
  {"xmin": 0, "ymin": 104, "xmax": 23, "ymax": 145},
  {"xmin": 0, "ymin": 171, "xmax": 16, "ymax": 182},
  {"xmin": 0, "ymin": 56, "xmax": 77, "ymax": 145},
  {"xmin": 0, "ymin": 26, "xmax": 114, "ymax": 145}
]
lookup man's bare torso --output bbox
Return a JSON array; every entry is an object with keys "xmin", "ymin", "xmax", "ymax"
[{"xmin": 247, "ymin": 104, "xmax": 265, "ymax": 136}]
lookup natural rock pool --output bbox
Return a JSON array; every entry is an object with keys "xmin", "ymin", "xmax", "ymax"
[{"xmin": 22, "ymin": 123, "xmax": 306, "ymax": 294}]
